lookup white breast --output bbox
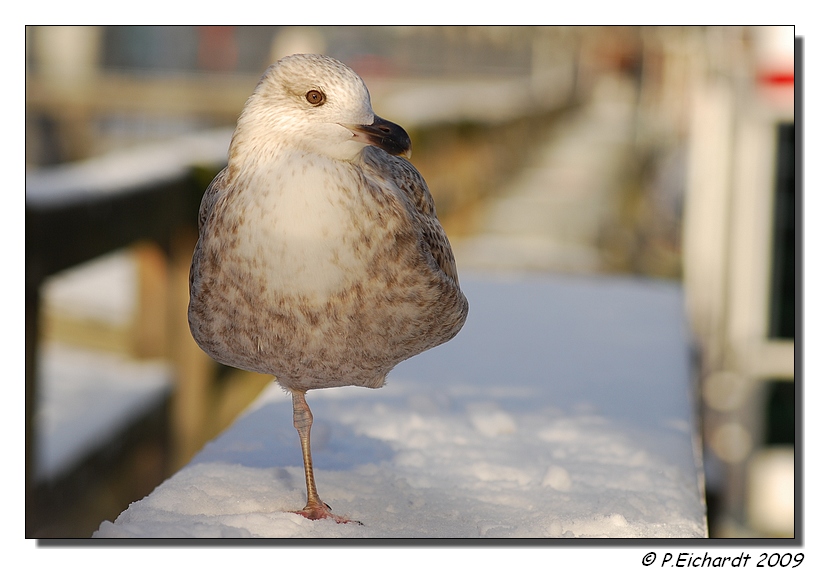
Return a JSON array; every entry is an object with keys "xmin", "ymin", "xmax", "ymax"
[{"xmin": 231, "ymin": 154, "xmax": 375, "ymax": 300}]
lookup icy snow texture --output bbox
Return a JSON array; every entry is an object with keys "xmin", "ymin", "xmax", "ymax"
[{"xmin": 95, "ymin": 273, "xmax": 707, "ymax": 538}]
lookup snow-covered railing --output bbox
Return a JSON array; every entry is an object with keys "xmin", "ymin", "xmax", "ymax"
[
  {"xmin": 26, "ymin": 128, "xmax": 232, "ymax": 280},
  {"xmin": 96, "ymin": 273, "xmax": 708, "ymax": 538}
]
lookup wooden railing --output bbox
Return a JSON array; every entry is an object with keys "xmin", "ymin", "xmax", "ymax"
[{"xmin": 25, "ymin": 129, "xmax": 232, "ymax": 535}]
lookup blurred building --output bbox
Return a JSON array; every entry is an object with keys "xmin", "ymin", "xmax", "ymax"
[
  {"xmin": 682, "ymin": 26, "xmax": 796, "ymax": 537},
  {"xmin": 25, "ymin": 26, "xmax": 578, "ymax": 166}
]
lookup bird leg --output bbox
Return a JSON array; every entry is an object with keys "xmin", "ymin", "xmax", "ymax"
[{"xmin": 290, "ymin": 389, "xmax": 359, "ymax": 524}]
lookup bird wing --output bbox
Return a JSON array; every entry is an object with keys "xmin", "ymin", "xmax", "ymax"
[
  {"xmin": 361, "ymin": 147, "xmax": 460, "ymax": 285},
  {"xmin": 198, "ymin": 167, "xmax": 230, "ymax": 233}
]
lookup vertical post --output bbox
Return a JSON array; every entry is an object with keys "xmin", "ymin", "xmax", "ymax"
[
  {"xmin": 133, "ymin": 242, "xmax": 170, "ymax": 359},
  {"xmin": 167, "ymin": 227, "xmax": 215, "ymax": 470}
]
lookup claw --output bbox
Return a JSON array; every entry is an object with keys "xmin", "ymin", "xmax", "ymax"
[{"xmin": 292, "ymin": 503, "xmax": 362, "ymax": 525}]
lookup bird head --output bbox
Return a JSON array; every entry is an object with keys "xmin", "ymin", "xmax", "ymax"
[{"xmin": 233, "ymin": 54, "xmax": 411, "ymax": 162}]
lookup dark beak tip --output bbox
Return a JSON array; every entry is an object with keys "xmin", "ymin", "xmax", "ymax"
[{"xmin": 367, "ymin": 115, "xmax": 412, "ymax": 158}]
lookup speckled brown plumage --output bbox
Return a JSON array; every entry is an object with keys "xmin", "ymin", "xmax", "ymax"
[{"xmin": 187, "ymin": 54, "xmax": 467, "ymax": 522}]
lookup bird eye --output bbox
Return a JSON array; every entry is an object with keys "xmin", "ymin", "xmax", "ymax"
[{"xmin": 305, "ymin": 90, "xmax": 325, "ymax": 106}]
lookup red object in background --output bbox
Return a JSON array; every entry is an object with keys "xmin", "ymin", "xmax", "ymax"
[
  {"xmin": 197, "ymin": 26, "xmax": 239, "ymax": 72},
  {"xmin": 755, "ymin": 65, "xmax": 794, "ymax": 111},
  {"xmin": 758, "ymin": 70, "xmax": 795, "ymax": 87}
]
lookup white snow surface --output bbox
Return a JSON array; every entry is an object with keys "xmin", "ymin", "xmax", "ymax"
[
  {"xmin": 41, "ymin": 249, "xmax": 138, "ymax": 325},
  {"xmin": 94, "ymin": 272, "xmax": 707, "ymax": 538},
  {"xmin": 37, "ymin": 343, "xmax": 172, "ymax": 481}
]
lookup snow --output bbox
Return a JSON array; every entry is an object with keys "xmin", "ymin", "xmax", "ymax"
[
  {"xmin": 25, "ymin": 129, "xmax": 232, "ymax": 205},
  {"xmin": 37, "ymin": 343, "xmax": 172, "ymax": 480},
  {"xmin": 94, "ymin": 272, "xmax": 707, "ymax": 538},
  {"xmin": 41, "ymin": 250, "xmax": 137, "ymax": 326}
]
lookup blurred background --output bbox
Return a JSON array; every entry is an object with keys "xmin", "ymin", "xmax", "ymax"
[{"xmin": 25, "ymin": 26, "xmax": 796, "ymax": 538}]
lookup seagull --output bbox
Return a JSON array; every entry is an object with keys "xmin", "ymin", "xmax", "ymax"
[{"xmin": 188, "ymin": 54, "xmax": 468, "ymax": 523}]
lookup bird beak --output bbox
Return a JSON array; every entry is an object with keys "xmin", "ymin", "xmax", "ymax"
[{"xmin": 345, "ymin": 115, "xmax": 412, "ymax": 158}]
